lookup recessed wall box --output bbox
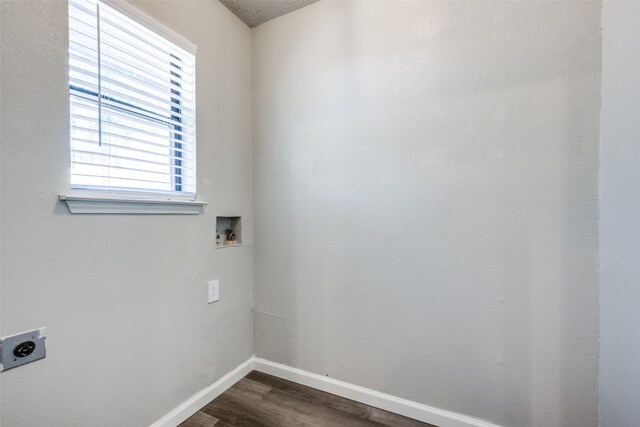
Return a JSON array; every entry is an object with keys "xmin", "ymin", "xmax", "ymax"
[{"xmin": 216, "ymin": 216, "xmax": 242, "ymax": 248}]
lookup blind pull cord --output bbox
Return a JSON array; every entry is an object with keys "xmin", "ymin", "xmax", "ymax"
[{"xmin": 96, "ymin": 2, "xmax": 103, "ymax": 147}]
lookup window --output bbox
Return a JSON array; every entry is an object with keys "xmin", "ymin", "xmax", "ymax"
[{"xmin": 68, "ymin": 0, "xmax": 197, "ymax": 201}]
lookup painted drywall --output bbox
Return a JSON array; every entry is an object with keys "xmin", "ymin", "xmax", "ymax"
[
  {"xmin": 252, "ymin": 1, "xmax": 600, "ymax": 426},
  {"xmin": 599, "ymin": 2, "xmax": 640, "ymax": 425},
  {"xmin": 0, "ymin": 1, "xmax": 253, "ymax": 425}
]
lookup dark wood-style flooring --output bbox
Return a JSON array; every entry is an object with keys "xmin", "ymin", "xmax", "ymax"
[{"xmin": 179, "ymin": 371, "xmax": 435, "ymax": 427}]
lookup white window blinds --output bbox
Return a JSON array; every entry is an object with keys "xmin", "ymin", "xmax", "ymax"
[{"xmin": 68, "ymin": 0, "xmax": 196, "ymax": 198}]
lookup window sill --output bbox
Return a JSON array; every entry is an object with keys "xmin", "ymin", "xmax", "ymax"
[{"xmin": 58, "ymin": 194, "xmax": 207, "ymax": 215}]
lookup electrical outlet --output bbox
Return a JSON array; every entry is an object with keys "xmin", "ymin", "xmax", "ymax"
[
  {"xmin": 1, "ymin": 328, "xmax": 46, "ymax": 371},
  {"xmin": 208, "ymin": 280, "xmax": 220, "ymax": 303}
]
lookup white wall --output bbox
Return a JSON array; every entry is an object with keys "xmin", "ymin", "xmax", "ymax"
[
  {"xmin": 252, "ymin": 1, "xmax": 601, "ymax": 426},
  {"xmin": 599, "ymin": 2, "xmax": 640, "ymax": 425},
  {"xmin": 0, "ymin": 1, "xmax": 253, "ymax": 425}
]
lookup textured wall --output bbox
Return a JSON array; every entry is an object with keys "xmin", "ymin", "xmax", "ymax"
[
  {"xmin": 252, "ymin": 1, "xmax": 600, "ymax": 426},
  {"xmin": 0, "ymin": 1, "xmax": 253, "ymax": 425},
  {"xmin": 599, "ymin": 2, "xmax": 640, "ymax": 425}
]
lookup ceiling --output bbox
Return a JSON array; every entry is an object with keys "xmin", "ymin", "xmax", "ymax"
[{"xmin": 218, "ymin": 0, "xmax": 321, "ymax": 28}]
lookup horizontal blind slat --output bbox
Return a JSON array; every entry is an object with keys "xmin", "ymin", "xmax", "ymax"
[
  {"xmin": 100, "ymin": 43, "xmax": 194, "ymax": 85},
  {"xmin": 100, "ymin": 2, "xmax": 194, "ymax": 61},
  {"xmin": 70, "ymin": 94, "xmax": 195, "ymax": 140},
  {"xmin": 102, "ymin": 103, "xmax": 195, "ymax": 134},
  {"xmin": 71, "ymin": 123, "xmax": 194, "ymax": 154},
  {"xmin": 69, "ymin": 35, "xmax": 194, "ymax": 88},
  {"xmin": 71, "ymin": 183, "xmax": 195, "ymax": 196},
  {"xmin": 103, "ymin": 113, "xmax": 195, "ymax": 142},
  {"xmin": 71, "ymin": 148, "xmax": 196, "ymax": 170},
  {"xmin": 72, "ymin": 173, "xmax": 175, "ymax": 187},
  {"xmin": 99, "ymin": 11, "xmax": 195, "ymax": 78},
  {"xmin": 70, "ymin": 67, "xmax": 195, "ymax": 119},
  {"xmin": 70, "ymin": 51, "xmax": 195, "ymax": 103},
  {"xmin": 71, "ymin": 136, "xmax": 195, "ymax": 162},
  {"xmin": 72, "ymin": 161, "xmax": 194, "ymax": 180},
  {"xmin": 72, "ymin": 173, "xmax": 195, "ymax": 192},
  {"xmin": 99, "ymin": 23, "xmax": 194, "ymax": 81},
  {"xmin": 70, "ymin": 89, "xmax": 194, "ymax": 128}
]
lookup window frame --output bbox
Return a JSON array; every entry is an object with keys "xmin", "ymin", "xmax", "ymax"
[{"xmin": 61, "ymin": 0, "xmax": 205, "ymax": 214}]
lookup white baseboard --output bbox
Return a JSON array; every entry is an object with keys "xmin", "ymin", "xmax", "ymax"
[
  {"xmin": 151, "ymin": 356, "xmax": 499, "ymax": 427},
  {"xmin": 252, "ymin": 358, "xmax": 499, "ymax": 427},
  {"xmin": 150, "ymin": 357, "xmax": 255, "ymax": 427}
]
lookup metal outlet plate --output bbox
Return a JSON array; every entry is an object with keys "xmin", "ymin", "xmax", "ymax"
[{"xmin": 1, "ymin": 328, "xmax": 46, "ymax": 372}]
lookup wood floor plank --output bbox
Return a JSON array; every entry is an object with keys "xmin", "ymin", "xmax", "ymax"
[
  {"xmin": 247, "ymin": 371, "xmax": 433, "ymax": 427},
  {"xmin": 244, "ymin": 371, "xmax": 373, "ymax": 423},
  {"xmin": 231, "ymin": 377, "xmax": 273, "ymax": 400},
  {"xmin": 261, "ymin": 385, "xmax": 383, "ymax": 427},
  {"xmin": 179, "ymin": 410, "xmax": 219, "ymax": 427},
  {"xmin": 179, "ymin": 371, "xmax": 435, "ymax": 427},
  {"xmin": 368, "ymin": 407, "xmax": 433, "ymax": 427},
  {"xmin": 205, "ymin": 388, "xmax": 321, "ymax": 426},
  {"xmin": 256, "ymin": 372, "xmax": 374, "ymax": 418},
  {"xmin": 202, "ymin": 393, "xmax": 269, "ymax": 426}
]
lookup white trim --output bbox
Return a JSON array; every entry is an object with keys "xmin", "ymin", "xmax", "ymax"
[
  {"xmin": 59, "ymin": 194, "xmax": 206, "ymax": 214},
  {"xmin": 150, "ymin": 357, "xmax": 500, "ymax": 427},
  {"xmin": 252, "ymin": 358, "xmax": 500, "ymax": 427},
  {"xmin": 150, "ymin": 358, "xmax": 255, "ymax": 427},
  {"xmin": 100, "ymin": 0, "xmax": 197, "ymax": 55}
]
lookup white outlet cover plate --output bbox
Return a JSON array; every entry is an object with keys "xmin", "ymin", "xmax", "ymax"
[{"xmin": 208, "ymin": 280, "xmax": 220, "ymax": 303}]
